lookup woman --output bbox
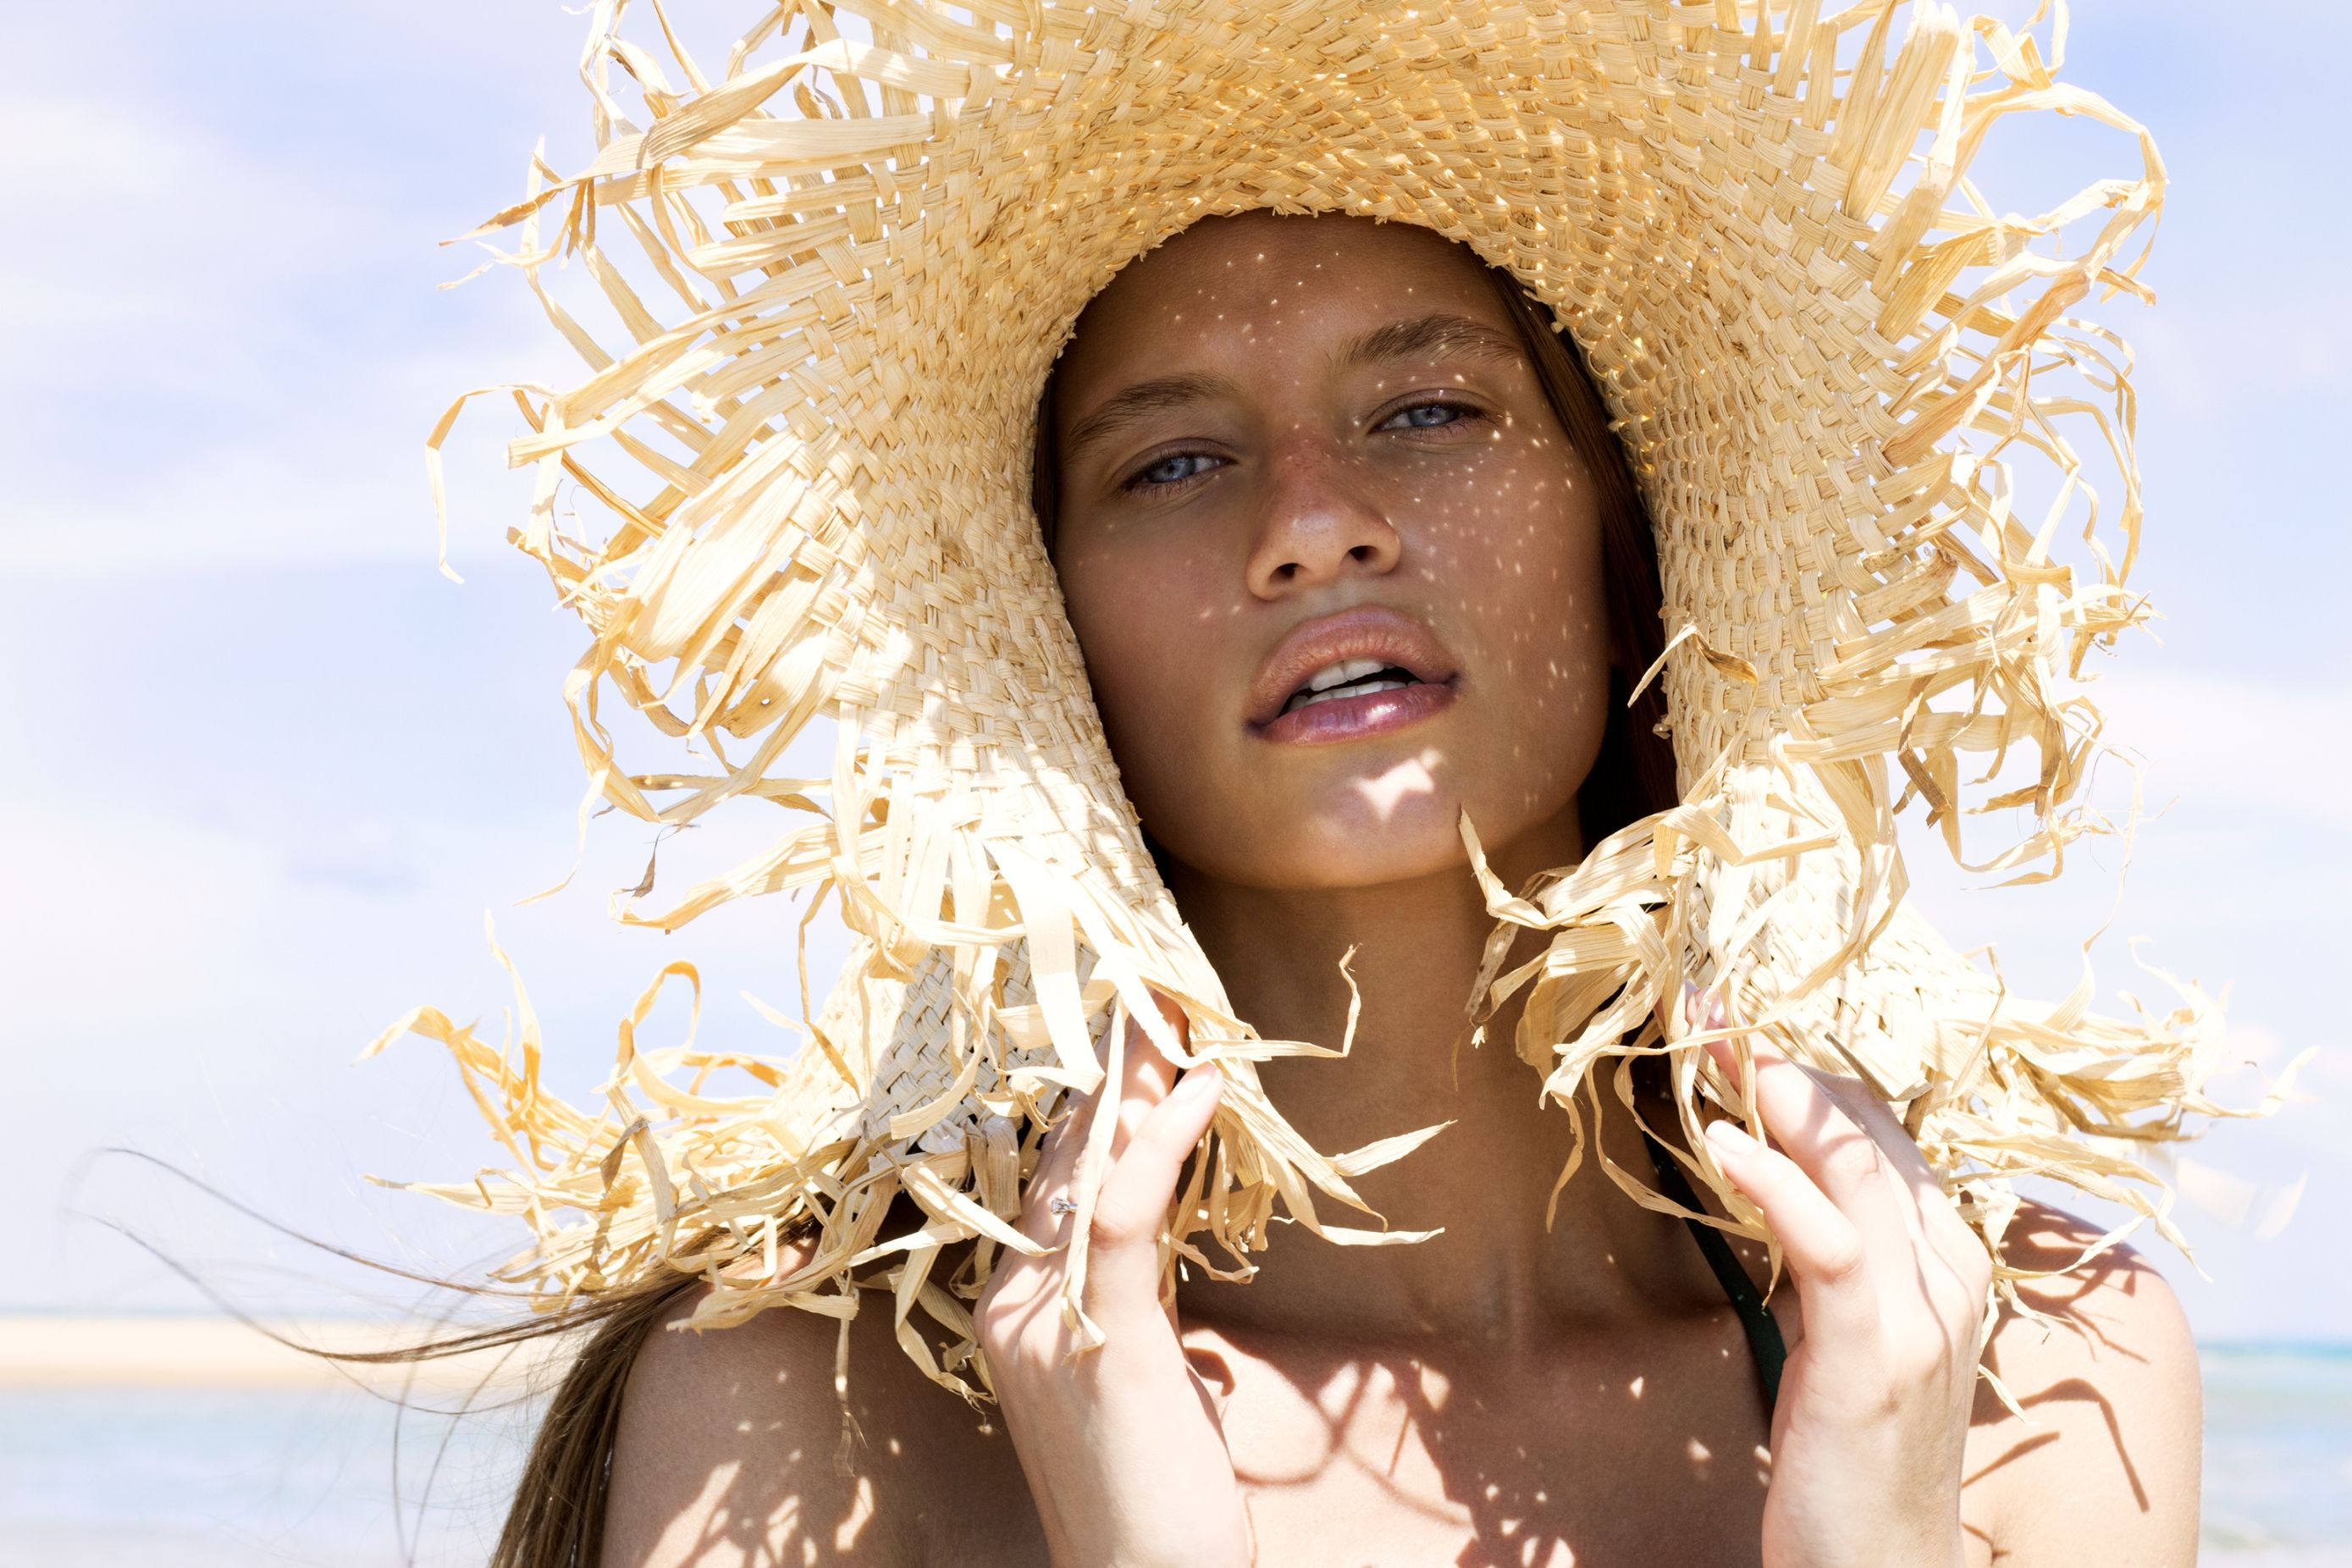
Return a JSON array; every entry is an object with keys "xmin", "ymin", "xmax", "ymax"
[
  {"xmin": 588, "ymin": 211, "xmax": 2196, "ymax": 1568},
  {"xmin": 390, "ymin": 3, "xmax": 2226, "ymax": 1564}
]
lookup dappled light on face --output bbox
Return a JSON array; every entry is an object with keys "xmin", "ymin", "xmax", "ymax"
[
  {"xmin": 1045, "ymin": 210, "xmax": 1616, "ymax": 891},
  {"xmin": 1351, "ymin": 748, "xmax": 1445, "ymax": 820}
]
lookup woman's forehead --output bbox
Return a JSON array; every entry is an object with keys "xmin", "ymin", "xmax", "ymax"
[{"xmin": 1058, "ymin": 212, "xmax": 1508, "ymax": 384}]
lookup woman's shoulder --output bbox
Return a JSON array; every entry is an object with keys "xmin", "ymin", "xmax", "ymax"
[
  {"xmin": 600, "ymin": 1284, "xmax": 885, "ymax": 1565},
  {"xmin": 601, "ymin": 1273, "xmax": 1039, "ymax": 1567},
  {"xmin": 1962, "ymin": 1198, "xmax": 2202, "ymax": 1565}
]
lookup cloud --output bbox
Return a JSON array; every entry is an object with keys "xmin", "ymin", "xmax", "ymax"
[
  {"xmin": 2131, "ymin": 302, "xmax": 2352, "ymax": 420},
  {"xmin": 283, "ymin": 816, "xmax": 427, "ymax": 897},
  {"xmin": 0, "ymin": 91, "xmax": 375, "ymax": 344},
  {"xmin": 2087, "ymin": 668, "xmax": 2352, "ymax": 832},
  {"xmin": 0, "ymin": 63, "xmax": 578, "ymax": 577},
  {"xmin": 8, "ymin": 361, "xmax": 552, "ymax": 576},
  {"xmin": 3, "ymin": 809, "xmax": 274, "ymax": 1033}
]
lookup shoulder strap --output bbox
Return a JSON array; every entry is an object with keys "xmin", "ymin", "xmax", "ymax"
[{"xmin": 1643, "ymin": 1126, "xmax": 1786, "ymax": 1416}]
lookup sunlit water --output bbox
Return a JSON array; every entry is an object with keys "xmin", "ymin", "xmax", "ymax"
[
  {"xmin": 0, "ymin": 1381, "xmax": 534, "ymax": 1568},
  {"xmin": 1, "ymin": 1346, "xmax": 2344, "ymax": 1565},
  {"xmin": 2201, "ymin": 1345, "xmax": 2352, "ymax": 1566}
]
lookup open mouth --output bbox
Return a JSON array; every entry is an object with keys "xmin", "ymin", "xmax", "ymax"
[
  {"xmin": 1279, "ymin": 658, "xmax": 1427, "ymax": 715},
  {"xmin": 1245, "ymin": 604, "xmax": 1460, "ymax": 744}
]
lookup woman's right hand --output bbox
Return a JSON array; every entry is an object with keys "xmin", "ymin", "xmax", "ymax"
[{"xmin": 974, "ymin": 997, "xmax": 1250, "ymax": 1568}]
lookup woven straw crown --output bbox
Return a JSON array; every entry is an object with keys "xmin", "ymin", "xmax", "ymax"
[{"xmin": 381, "ymin": 0, "xmax": 2272, "ymax": 1389}]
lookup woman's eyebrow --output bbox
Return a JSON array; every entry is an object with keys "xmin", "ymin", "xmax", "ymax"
[
  {"xmin": 1339, "ymin": 312, "xmax": 1521, "ymax": 369},
  {"xmin": 1061, "ymin": 371, "xmax": 1244, "ymax": 463}
]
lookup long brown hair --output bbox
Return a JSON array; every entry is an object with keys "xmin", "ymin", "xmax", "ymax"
[
  {"xmin": 300, "ymin": 1267, "xmax": 698, "ymax": 1568},
  {"xmin": 481, "ymin": 1273, "xmax": 701, "ymax": 1566},
  {"xmin": 393, "ymin": 255, "xmax": 1677, "ymax": 1568},
  {"xmin": 1482, "ymin": 268, "xmax": 1678, "ymax": 847}
]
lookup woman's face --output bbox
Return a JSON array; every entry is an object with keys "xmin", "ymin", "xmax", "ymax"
[{"xmin": 1048, "ymin": 212, "xmax": 1610, "ymax": 891}]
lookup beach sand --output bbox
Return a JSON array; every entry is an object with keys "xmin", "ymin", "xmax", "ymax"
[{"xmin": 0, "ymin": 1314, "xmax": 555, "ymax": 1393}]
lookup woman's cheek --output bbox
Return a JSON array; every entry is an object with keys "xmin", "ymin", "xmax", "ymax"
[
  {"xmin": 1519, "ymin": 569, "xmax": 1614, "ymax": 811},
  {"xmin": 1436, "ymin": 478, "xmax": 1612, "ymax": 830},
  {"xmin": 1060, "ymin": 546, "xmax": 1228, "ymax": 815}
]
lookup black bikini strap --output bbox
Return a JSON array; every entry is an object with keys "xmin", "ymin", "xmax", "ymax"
[{"xmin": 1643, "ymin": 1126, "xmax": 1786, "ymax": 1416}]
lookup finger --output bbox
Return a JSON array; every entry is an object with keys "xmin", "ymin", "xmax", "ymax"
[
  {"xmin": 1087, "ymin": 1065, "xmax": 1223, "ymax": 1310},
  {"xmin": 1804, "ymin": 1071, "xmax": 1990, "ymax": 1295},
  {"xmin": 1707, "ymin": 1036, "xmax": 1907, "ymax": 1239},
  {"xmin": 1805, "ymin": 1068, "xmax": 1937, "ymax": 1190},
  {"xmin": 1681, "ymin": 979, "xmax": 1719, "ymax": 1034},
  {"xmin": 1105, "ymin": 993, "xmax": 1188, "ymax": 1162},
  {"xmin": 1011, "ymin": 995, "xmax": 1190, "ymax": 1246},
  {"xmin": 1709, "ymin": 1041, "xmax": 1996, "ymax": 1330},
  {"xmin": 1703, "ymin": 1118, "xmax": 1871, "ymax": 1328},
  {"xmin": 1013, "ymin": 1083, "xmax": 1096, "ymax": 1246},
  {"xmin": 1744, "ymin": 1046, "xmax": 1979, "ymax": 1282}
]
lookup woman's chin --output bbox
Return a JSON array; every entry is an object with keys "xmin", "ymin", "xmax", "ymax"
[
  {"xmin": 1190, "ymin": 795, "xmax": 1492, "ymax": 892},
  {"xmin": 1148, "ymin": 749, "xmax": 1587, "ymax": 892}
]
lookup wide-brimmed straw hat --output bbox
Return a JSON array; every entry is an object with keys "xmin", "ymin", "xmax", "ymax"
[{"xmin": 380, "ymin": 0, "xmax": 2275, "ymax": 1389}]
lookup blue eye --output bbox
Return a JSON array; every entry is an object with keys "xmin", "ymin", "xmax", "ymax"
[
  {"xmin": 1383, "ymin": 400, "xmax": 1472, "ymax": 430},
  {"xmin": 1129, "ymin": 451, "xmax": 1221, "ymax": 489}
]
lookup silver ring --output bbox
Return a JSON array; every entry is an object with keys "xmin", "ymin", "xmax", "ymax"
[{"xmin": 1048, "ymin": 1195, "xmax": 1078, "ymax": 1216}]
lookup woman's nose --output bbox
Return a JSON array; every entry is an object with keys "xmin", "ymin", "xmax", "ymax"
[{"xmin": 1242, "ymin": 440, "xmax": 1401, "ymax": 599}]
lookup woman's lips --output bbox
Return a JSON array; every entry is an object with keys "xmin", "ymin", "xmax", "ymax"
[
  {"xmin": 1244, "ymin": 605, "xmax": 1461, "ymax": 742},
  {"xmin": 1254, "ymin": 676, "xmax": 1457, "ymax": 745}
]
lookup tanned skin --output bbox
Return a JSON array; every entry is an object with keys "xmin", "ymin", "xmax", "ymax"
[{"xmin": 599, "ymin": 213, "xmax": 2201, "ymax": 1568}]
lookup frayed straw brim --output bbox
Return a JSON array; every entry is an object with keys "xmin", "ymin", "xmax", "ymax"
[{"xmin": 376, "ymin": 0, "xmax": 2300, "ymax": 1400}]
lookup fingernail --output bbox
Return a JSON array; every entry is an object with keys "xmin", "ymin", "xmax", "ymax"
[
  {"xmin": 1179, "ymin": 1063, "xmax": 1223, "ymax": 1096},
  {"xmin": 1703, "ymin": 1118, "xmax": 1757, "ymax": 1155}
]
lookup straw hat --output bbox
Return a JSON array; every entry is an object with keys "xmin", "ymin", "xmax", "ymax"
[{"xmin": 380, "ymin": 0, "xmax": 2275, "ymax": 1389}]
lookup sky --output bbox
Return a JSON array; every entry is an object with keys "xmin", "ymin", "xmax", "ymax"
[{"xmin": 3, "ymin": 1, "xmax": 2345, "ymax": 1342}]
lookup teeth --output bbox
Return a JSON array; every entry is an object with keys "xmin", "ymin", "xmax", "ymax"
[
  {"xmin": 1278, "ymin": 656, "xmax": 1428, "ymax": 716},
  {"xmin": 1290, "ymin": 677, "xmax": 1411, "ymax": 711},
  {"xmin": 1306, "ymin": 657, "xmax": 1389, "ymax": 693}
]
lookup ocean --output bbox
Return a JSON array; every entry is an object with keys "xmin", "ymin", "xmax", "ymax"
[
  {"xmin": 0, "ymin": 1344, "xmax": 2344, "ymax": 1565},
  {"xmin": 2201, "ymin": 1345, "xmax": 2352, "ymax": 1565}
]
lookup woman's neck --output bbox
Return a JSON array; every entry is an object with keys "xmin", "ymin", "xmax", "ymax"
[{"xmin": 1167, "ymin": 807, "xmax": 1720, "ymax": 1350}]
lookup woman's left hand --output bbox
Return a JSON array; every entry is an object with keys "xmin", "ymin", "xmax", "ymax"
[{"xmin": 1698, "ymin": 1028, "xmax": 1992, "ymax": 1568}]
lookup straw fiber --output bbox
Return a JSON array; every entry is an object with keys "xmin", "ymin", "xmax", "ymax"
[{"xmin": 378, "ymin": 0, "xmax": 2293, "ymax": 1399}]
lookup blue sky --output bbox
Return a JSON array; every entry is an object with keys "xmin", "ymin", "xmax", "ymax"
[{"xmin": 3, "ymin": 1, "xmax": 2344, "ymax": 1340}]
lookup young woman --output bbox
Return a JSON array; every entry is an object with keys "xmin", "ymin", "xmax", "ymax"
[
  {"xmin": 389, "ymin": 5, "xmax": 2230, "ymax": 1565},
  {"xmin": 584, "ymin": 213, "xmax": 2200, "ymax": 1568}
]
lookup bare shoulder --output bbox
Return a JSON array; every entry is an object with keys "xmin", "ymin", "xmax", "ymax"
[
  {"xmin": 1961, "ymin": 1198, "xmax": 2202, "ymax": 1568},
  {"xmin": 600, "ymin": 1273, "xmax": 1038, "ymax": 1568},
  {"xmin": 599, "ymin": 1284, "xmax": 869, "ymax": 1567}
]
